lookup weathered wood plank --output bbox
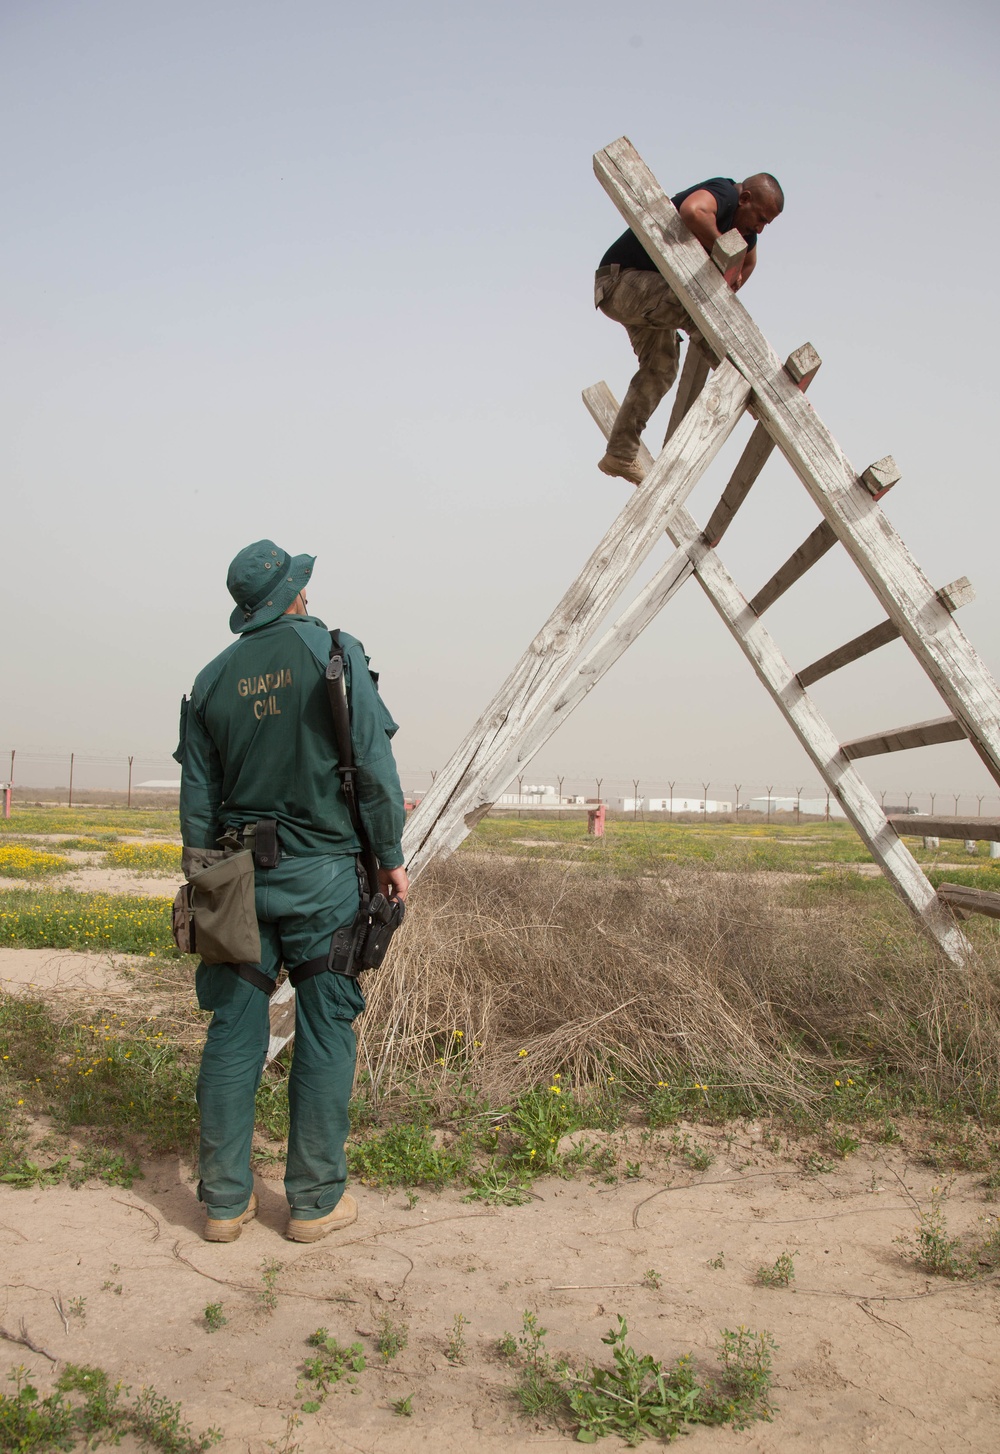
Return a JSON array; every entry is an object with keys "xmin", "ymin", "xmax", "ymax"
[
  {"xmin": 841, "ymin": 716, "xmax": 966, "ymax": 761},
  {"xmin": 937, "ymin": 577, "xmax": 975, "ymax": 613},
  {"xmin": 937, "ymin": 882, "xmax": 1000, "ymax": 920},
  {"xmin": 711, "ymin": 228, "xmax": 747, "ymax": 287},
  {"xmin": 796, "ymin": 619, "xmax": 901, "ymax": 688},
  {"xmin": 889, "ymin": 815, "xmax": 1000, "ymax": 842},
  {"xmin": 749, "ymin": 520, "xmax": 837, "ymax": 616},
  {"xmin": 860, "ymin": 456, "xmax": 900, "ymax": 500},
  {"xmin": 585, "ymin": 381, "xmax": 969, "ymax": 964},
  {"xmin": 593, "ymin": 138, "xmax": 1000, "ymax": 789},
  {"xmin": 701, "ymin": 345, "xmax": 821, "ymax": 548}
]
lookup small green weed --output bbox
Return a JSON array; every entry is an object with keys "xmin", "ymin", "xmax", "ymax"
[
  {"xmin": 642, "ymin": 1268, "xmax": 662, "ymax": 1290},
  {"xmin": 707, "ymin": 1251, "xmax": 725, "ymax": 1270},
  {"xmin": 830, "ymin": 1132, "xmax": 859, "ymax": 1159},
  {"xmin": 499, "ymin": 1312, "xmax": 777, "ymax": 1442},
  {"xmin": 755, "ymin": 1252, "xmax": 796, "ymax": 1288},
  {"xmin": 203, "ymin": 1302, "xmax": 227, "ymax": 1333},
  {"xmin": 299, "ymin": 1329, "xmax": 366, "ymax": 1412},
  {"xmin": 898, "ymin": 1188, "xmax": 976, "ymax": 1278},
  {"xmin": 462, "ymin": 1165, "xmax": 530, "ymax": 1206},
  {"xmin": 0, "ymin": 1361, "xmax": 221, "ymax": 1453},
  {"xmin": 375, "ymin": 1313, "xmax": 408, "ymax": 1364},
  {"xmin": 392, "ymin": 1394, "xmax": 413, "ymax": 1417},
  {"xmin": 446, "ymin": 1313, "xmax": 469, "ymax": 1365},
  {"xmin": 258, "ymin": 1259, "xmax": 283, "ymax": 1314}
]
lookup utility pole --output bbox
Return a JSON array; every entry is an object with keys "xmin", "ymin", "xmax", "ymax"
[
  {"xmin": 702, "ymin": 781, "xmax": 710, "ymax": 818},
  {"xmin": 68, "ymin": 752, "xmax": 75, "ymax": 809},
  {"xmin": 795, "ymin": 785, "xmax": 803, "ymax": 824},
  {"xmin": 127, "ymin": 755, "xmax": 134, "ymax": 809},
  {"xmin": 734, "ymin": 784, "xmax": 741, "ymax": 824},
  {"xmin": 668, "ymin": 781, "xmax": 674, "ymax": 822},
  {"xmin": 557, "ymin": 775, "xmax": 564, "ymax": 821},
  {"xmin": 632, "ymin": 779, "xmax": 640, "ymax": 820},
  {"xmin": 765, "ymin": 785, "xmax": 773, "ymax": 824}
]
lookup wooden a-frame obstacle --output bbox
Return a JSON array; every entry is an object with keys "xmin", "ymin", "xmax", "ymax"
[{"xmin": 265, "ymin": 137, "xmax": 1000, "ymax": 1060}]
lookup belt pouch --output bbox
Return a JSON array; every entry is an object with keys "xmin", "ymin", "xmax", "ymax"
[{"xmin": 188, "ymin": 850, "xmax": 261, "ymax": 964}]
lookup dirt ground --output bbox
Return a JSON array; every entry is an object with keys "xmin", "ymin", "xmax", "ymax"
[
  {"xmin": 3, "ymin": 1125, "xmax": 999, "ymax": 1452},
  {"xmin": 2, "ymin": 912, "xmax": 999, "ymax": 1450}
]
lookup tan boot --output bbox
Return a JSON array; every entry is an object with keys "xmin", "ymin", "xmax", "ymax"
[
  {"xmin": 286, "ymin": 1192, "xmax": 358, "ymax": 1243},
  {"xmin": 598, "ymin": 452, "xmax": 645, "ymax": 486},
  {"xmin": 204, "ymin": 1191, "xmax": 258, "ymax": 1243}
]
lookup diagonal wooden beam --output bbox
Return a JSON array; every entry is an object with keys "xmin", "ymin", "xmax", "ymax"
[{"xmin": 593, "ymin": 138, "xmax": 1000, "ymax": 789}]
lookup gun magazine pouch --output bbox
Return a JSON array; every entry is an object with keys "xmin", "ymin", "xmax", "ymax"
[{"xmin": 171, "ymin": 850, "xmax": 261, "ymax": 965}]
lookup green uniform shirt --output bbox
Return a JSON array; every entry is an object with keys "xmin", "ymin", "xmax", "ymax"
[{"xmin": 174, "ymin": 615, "xmax": 405, "ymax": 867}]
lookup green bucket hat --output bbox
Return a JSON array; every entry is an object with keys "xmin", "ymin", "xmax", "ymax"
[{"xmin": 227, "ymin": 540, "xmax": 315, "ymax": 635}]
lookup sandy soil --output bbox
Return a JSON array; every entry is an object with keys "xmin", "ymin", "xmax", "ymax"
[
  {"xmin": 0, "ymin": 947, "xmax": 140, "ymax": 998},
  {"xmin": 3, "ymin": 1131, "xmax": 999, "ymax": 1452}
]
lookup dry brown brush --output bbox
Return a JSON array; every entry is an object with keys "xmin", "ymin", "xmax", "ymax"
[{"xmin": 358, "ymin": 856, "xmax": 1000, "ymax": 1115}]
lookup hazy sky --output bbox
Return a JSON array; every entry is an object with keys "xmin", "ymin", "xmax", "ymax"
[{"xmin": 2, "ymin": 0, "xmax": 999, "ymax": 803}]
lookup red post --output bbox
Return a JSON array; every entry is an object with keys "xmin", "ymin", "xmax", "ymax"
[{"xmin": 587, "ymin": 803, "xmax": 606, "ymax": 837}]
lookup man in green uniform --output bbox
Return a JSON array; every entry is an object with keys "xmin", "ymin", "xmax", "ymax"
[{"xmin": 175, "ymin": 540, "xmax": 408, "ymax": 1243}]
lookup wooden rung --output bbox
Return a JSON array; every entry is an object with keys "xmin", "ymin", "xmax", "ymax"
[
  {"xmin": 889, "ymin": 815, "xmax": 1000, "ymax": 843},
  {"xmin": 797, "ymin": 619, "xmax": 900, "ymax": 688},
  {"xmin": 750, "ymin": 521, "xmax": 837, "ymax": 616},
  {"xmin": 937, "ymin": 577, "xmax": 975, "ymax": 613},
  {"xmin": 711, "ymin": 229, "xmax": 747, "ymax": 285},
  {"xmin": 702, "ymin": 344, "xmax": 821, "ymax": 548},
  {"xmin": 841, "ymin": 715, "xmax": 966, "ymax": 760},
  {"xmin": 860, "ymin": 456, "xmax": 901, "ymax": 500},
  {"xmin": 937, "ymin": 881, "xmax": 1000, "ymax": 921}
]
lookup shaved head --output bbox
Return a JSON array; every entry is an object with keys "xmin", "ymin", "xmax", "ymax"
[{"xmin": 742, "ymin": 172, "xmax": 784, "ymax": 211}]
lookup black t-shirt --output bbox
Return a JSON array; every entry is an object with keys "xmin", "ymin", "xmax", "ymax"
[{"xmin": 599, "ymin": 177, "xmax": 757, "ymax": 271}]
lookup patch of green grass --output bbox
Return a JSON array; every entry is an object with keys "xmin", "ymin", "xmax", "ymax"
[
  {"xmin": 0, "ymin": 888, "xmax": 175, "ymax": 953},
  {"xmin": 347, "ymin": 1123, "xmax": 471, "ymax": 1187},
  {"xmin": 203, "ymin": 1303, "xmax": 227, "ymax": 1333},
  {"xmin": 445, "ymin": 1313, "xmax": 468, "ymax": 1365},
  {"xmin": 1, "ymin": 992, "xmax": 199, "ymax": 1156},
  {"xmin": 0, "ymin": 808, "xmax": 179, "ymax": 837},
  {"xmin": 499, "ymin": 1311, "xmax": 776, "ymax": 1442},
  {"xmin": 0, "ymin": 1361, "xmax": 221, "ymax": 1453}
]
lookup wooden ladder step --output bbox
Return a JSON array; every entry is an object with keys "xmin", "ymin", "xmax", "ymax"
[
  {"xmin": 937, "ymin": 881, "xmax": 1000, "ymax": 921},
  {"xmin": 798, "ymin": 619, "xmax": 900, "ymax": 688},
  {"xmin": 841, "ymin": 715, "xmax": 967, "ymax": 760},
  {"xmin": 750, "ymin": 521, "xmax": 836, "ymax": 616},
  {"xmin": 889, "ymin": 814, "xmax": 1000, "ymax": 842}
]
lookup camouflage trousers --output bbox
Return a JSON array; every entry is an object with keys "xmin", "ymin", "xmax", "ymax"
[{"xmin": 596, "ymin": 266, "xmax": 697, "ymax": 462}]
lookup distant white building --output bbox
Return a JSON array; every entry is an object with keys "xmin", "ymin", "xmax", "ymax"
[
  {"xmin": 747, "ymin": 795, "xmax": 847, "ymax": 818},
  {"xmin": 623, "ymin": 797, "xmax": 732, "ymax": 814}
]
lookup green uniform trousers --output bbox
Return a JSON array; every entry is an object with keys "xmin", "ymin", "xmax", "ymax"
[{"xmin": 195, "ymin": 854, "xmax": 363, "ymax": 1221}]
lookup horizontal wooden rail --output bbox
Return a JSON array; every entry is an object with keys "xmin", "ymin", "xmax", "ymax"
[
  {"xmin": 889, "ymin": 815, "xmax": 1000, "ymax": 842},
  {"xmin": 937, "ymin": 882, "xmax": 1000, "ymax": 921},
  {"xmin": 701, "ymin": 343, "xmax": 820, "ymax": 549},
  {"xmin": 750, "ymin": 520, "xmax": 837, "ymax": 616},
  {"xmin": 841, "ymin": 716, "xmax": 966, "ymax": 761},
  {"xmin": 797, "ymin": 619, "xmax": 901, "ymax": 688}
]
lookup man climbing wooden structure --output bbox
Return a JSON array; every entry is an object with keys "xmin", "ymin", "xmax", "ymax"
[{"xmin": 266, "ymin": 137, "xmax": 1000, "ymax": 1058}]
